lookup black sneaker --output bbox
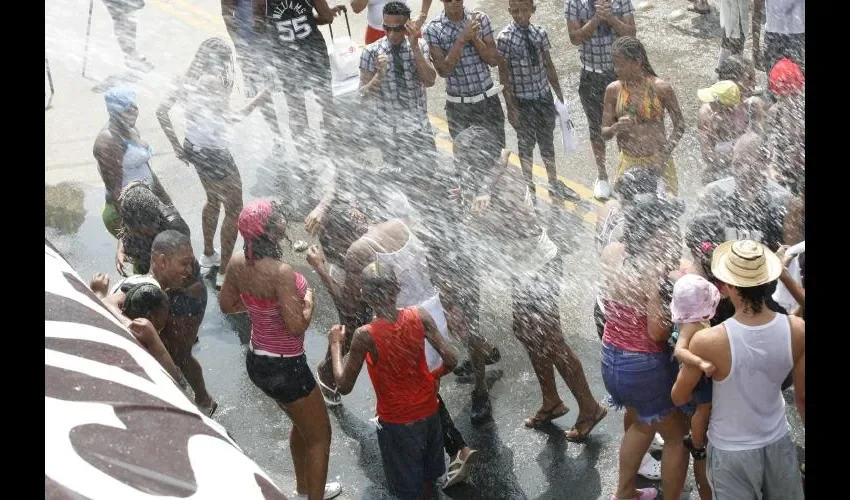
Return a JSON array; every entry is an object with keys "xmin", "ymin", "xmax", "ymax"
[
  {"xmin": 470, "ymin": 389, "xmax": 492, "ymax": 425},
  {"xmin": 453, "ymin": 348, "xmax": 501, "ymax": 377}
]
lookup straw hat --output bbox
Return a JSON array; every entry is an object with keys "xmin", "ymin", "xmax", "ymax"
[{"xmin": 711, "ymin": 240, "xmax": 782, "ymax": 287}]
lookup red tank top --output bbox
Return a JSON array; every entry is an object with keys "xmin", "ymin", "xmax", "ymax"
[{"xmin": 365, "ymin": 307, "xmax": 439, "ymax": 424}]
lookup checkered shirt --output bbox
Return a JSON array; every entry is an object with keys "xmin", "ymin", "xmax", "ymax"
[
  {"xmin": 360, "ymin": 37, "xmax": 431, "ymax": 130},
  {"xmin": 496, "ymin": 21, "xmax": 552, "ymax": 100},
  {"xmin": 424, "ymin": 8, "xmax": 495, "ymax": 97},
  {"xmin": 564, "ymin": 0, "xmax": 635, "ymax": 72}
]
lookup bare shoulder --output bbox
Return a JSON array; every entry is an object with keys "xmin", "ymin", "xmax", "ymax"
[
  {"xmin": 605, "ymin": 80, "xmax": 622, "ymax": 94},
  {"xmin": 600, "ymin": 241, "xmax": 626, "ymax": 265},
  {"xmin": 690, "ymin": 324, "xmax": 726, "ymax": 353},
  {"xmin": 788, "ymin": 315, "xmax": 805, "ymax": 337}
]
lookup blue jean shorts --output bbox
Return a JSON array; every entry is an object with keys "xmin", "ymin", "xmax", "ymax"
[{"xmin": 601, "ymin": 343, "xmax": 678, "ymax": 425}]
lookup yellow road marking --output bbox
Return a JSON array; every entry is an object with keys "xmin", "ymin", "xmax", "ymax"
[{"xmin": 145, "ymin": 0, "xmax": 601, "ymax": 223}]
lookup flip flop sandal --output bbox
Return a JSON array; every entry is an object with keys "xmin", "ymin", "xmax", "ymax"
[
  {"xmin": 637, "ymin": 453, "xmax": 662, "ymax": 481},
  {"xmin": 564, "ymin": 406, "xmax": 608, "ymax": 442},
  {"xmin": 524, "ymin": 402, "xmax": 570, "ymax": 428},
  {"xmin": 442, "ymin": 449, "xmax": 479, "ymax": 490},
  {"xmin": 316, "ymin": 370, "xmax": 342, "ymax": 407},
  {"xmin": 612, "ymin": 488, "xmax": 658, "ymax": 500}
]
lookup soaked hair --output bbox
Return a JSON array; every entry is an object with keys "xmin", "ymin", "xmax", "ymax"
[
  {"xmin": 383, "ymin": 1, "xmax": 411, "ymax": 18},
  {"xmin": 186, "ymin": 37, "xmax": 234, "ymax": 93},
  {"xmin": 122, "ymin": 283, "xmax": 169, "ymax": 321},
  {"xmin": 730, "ymin": 282, "xmax": 774, "ymax": 314},
  {"xmin": 685, "ymin": 212, "xmax": 725, "ymax": 278},
  {"xmin": 244, "ymin": 201, "xmax": 287, "ymax": 262},
  {"xmin": 319, "ymin": 202, "xmax": 370, "ymax": 265},
  {"xmin": 612, "ymin": 36, "xmax": 656, "ymax": 77},
  {"xmin": 152, "ymin": 229, "xmax": 191, "ymax": 256},
  {"xmin": 622, "ymin": 194, "xmax": 684, "ymax": 256},
  {"xmin": 119, "ymin": 182, "xmax": 168, "ymax": 234},
  {"xmin": 615, "ymin": 166, "xmax": 657, "ymax": 202},
  {"xmin": 361, "ymin": 261, "xmax": 400, "ymax": 307}
]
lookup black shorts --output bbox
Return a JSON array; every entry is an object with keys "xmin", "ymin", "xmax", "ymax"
[
  {"xmin": 445, "ymin": 92, "xmax": 506, "ymax": 150},
  {"xmin": 271, "ymin": 34, "xmax": 332, "ymax": 98},
  {"xmin": 764, "ymin": 31, "xmax": 805, "ymax": 74},
  {"xmin": 377, "ymin": 412, "xmax": 445, "ymax": 499},
  {"xmin": 183, "ymin": 139, "xmax": 239, "ymax": 183},
  {"xmin": 516, "ymin": 92, "xmax": 557, "ymax": 159},
  {"xmin": 168, "ymin": 277, "xmax": 208, "ymax": 318},
  {"xmin": 511, "ymin": 257, "xmax": 562, "ymax": 341},
  {"xmin": 578, "ymin": 69, "xmax": 617, "ymax": 142},
  {"xmin": 246, "ymin": 351, "xmax": 316, "ymax": 404}
]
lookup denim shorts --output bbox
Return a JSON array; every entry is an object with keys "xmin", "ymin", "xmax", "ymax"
[
  {"xmin": 376, "ymin": 412, "xmax": 445, "ymax": 499},
  {"xmin": 601, "ymin": 343, "xmax": 678, "ymax": 425}
]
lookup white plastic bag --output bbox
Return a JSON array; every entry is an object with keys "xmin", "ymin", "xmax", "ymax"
[
  {"xmin": 554, "ymin": 97, "xmax": 578, "ymax": 154},
  {"xmin": 329, "ymin": 36, "xmax": 360, "ymax": 82}
]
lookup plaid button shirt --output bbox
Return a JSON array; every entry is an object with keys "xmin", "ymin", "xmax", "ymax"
[
  {"xmin": 424, "ymin": 8, "xmax": 495, "ymax": 97},
  {"xmin": 496, "ymin": 21, "xmax": 552, "ymax": 100},
  {"xmin": 360, "ymin": 37, "xmax": 431, "ymax": 131},
  {"xmin": 564, "ymin": 0, "xmax": 634, "ymax": 72}
]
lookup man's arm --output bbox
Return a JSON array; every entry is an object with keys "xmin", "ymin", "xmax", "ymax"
[
  {"xmin": 427, "ymin": 20, "xmax": 476, "ymax": 78},
  {"xmin": 350, "ymin": 0, "xmax": 368, "ymax": 14},
  {"xmin": 340, "ymin": 242, "xmax": 375, "ymax": 316},
  {"xmin": 418, "ymin": 306, "xmax": 458, "ymax": 378},
  {"xmin": 358, "ymin": 48, "xmax": 385, "ymax": 97},
  {"xmin": 603, "ymin": 0, "xmax": 635, "ymax": 38},
  {"xmin": 671, "ymin": 330, "xmax": 712, "ymax": 406},
  {"xmin": 543, "ymin": 49, "xmax": 564, "ymax": 103},
  {"xmin": 752, "ymin": 0, "xmax": 765, "ymax": 69},
  {"xmin": 412, "ymin": 38, "xmax": 437, "ymax": 87},
  {"xmin": 471, "ymin": 15, "xmax": 500, "ymax": 67},
  {"xmin": 789, "ymin": 315, "xmax": 805, "ymax": 426},
  {"xmin": 331, "ymin": 327, "xmax": 373, "ymax": 394},
  {"xmin": 565, "ymin": 0, "xmax": 602, "ymax": 47}
]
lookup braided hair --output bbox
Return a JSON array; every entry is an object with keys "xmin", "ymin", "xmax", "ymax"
[
  {"xmin": 611, "ymin": 36, "xmax": 657, "ymax": 77},
  {"xmin": 185, "ymin": 37, "xmax": 235, "ymax": 93}
]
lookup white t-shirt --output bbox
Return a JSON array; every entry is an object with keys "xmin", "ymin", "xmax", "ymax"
[
  {"xmin": 765, "ymin": 0, "xmax": 805, "ymax": 34},
  {"xmin": 367, "ymin": 0, "xmax": 408, "ymax": 30}
]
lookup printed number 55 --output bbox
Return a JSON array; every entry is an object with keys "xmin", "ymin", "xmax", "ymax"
[{"xmin": 277, "ymin": 16, "xmax": 312, "ymax": 42}]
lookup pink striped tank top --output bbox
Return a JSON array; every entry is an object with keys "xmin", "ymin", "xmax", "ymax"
[
  {"xmin": 601, "ymin": 300, "xmax": 666, "ymax": 353},
  {"xmin": 241, "ymin": 273, "xmax": 309, "ymax": 356}
]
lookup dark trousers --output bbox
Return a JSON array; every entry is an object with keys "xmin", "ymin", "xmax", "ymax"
[
  {"xmin": 445, "ymin": 93, "xmax": 506, "ymax": 149},
  {"xmin": 438, "ymin": 394, "xmax": 466, "ymax": 457}
]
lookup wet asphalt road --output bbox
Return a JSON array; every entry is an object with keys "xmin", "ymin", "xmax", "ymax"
[{"xmin": 46, "ymin": 0, "xmax": 803, "ymax": 498}]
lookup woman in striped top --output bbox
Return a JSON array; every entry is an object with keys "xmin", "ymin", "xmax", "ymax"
[{"xmin": 220, "ymin": 199, "xmax": 342, "ymax": 500}]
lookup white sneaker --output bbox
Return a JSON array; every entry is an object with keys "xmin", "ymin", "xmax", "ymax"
[
  {"xmin": 199, "ymin": 251, "xmax": 221, "ymax": 268},
  {"xmin": 593, "ymin": 178, "xmax": 612, "ymax": 200},
  {"xmin": 292, "ymin": 482, "xmax": 342, "ymax": 500},
  {"xmin": 637, "ymin": 453, "xmax": 662, "ymax": 481},
  {"xmin": 215, "ymin": 272, "xmax": 225, "ymax": 289},
  {"xmin": 649, "ymin": 433, "xmax": 664, "ymax": 453}
]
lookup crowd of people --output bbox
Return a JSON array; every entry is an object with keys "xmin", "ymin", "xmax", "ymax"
[{"xmin": 84, "ymin": 0, "xmax": 805, "ymax": 498}]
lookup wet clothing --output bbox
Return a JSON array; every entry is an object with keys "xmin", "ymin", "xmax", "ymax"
[
  {"xmin": 246, "ymin": 351, "xmax": 316, "ymax": 403},
  {"xmin": 617, "ymin": 83, "xmax": 663, "ymax": 123},
  {"xmin": 445, "ymin": 94, "xmax": 507, "ymax": 151},
  {"xmin": 707, "ymin": 433, "xmax": 804, "ymax": 500},
  {"xmin": 615, "ymin": 151, "xmax": 678, "ymax": 196},
  {"xmin": 579, "ymin": 69, "xmax": 617, "ymax": 141},
  {"xmin": 360, "ymin": 38, "xmax": 432, "ymax": 129},
  {"xmin": 763, "ymin": 0, "xmax": 805, "ymax": 72},
  {"xmin": 102, "ymin": 140, "xmax": 155, "ymax": 201},
  {"xmin": 602, "ymin": 301, "xmax": 665, "ymax": 354},
  {"xmin": 376, "ymin": 412, "xmax": 445, "ymax": 499},
  {"xmin": 496, "ymin": 21, "xmax": 552, "ymax": 101},
  {"xmin": 564, "ymin": 0, "xmax": 635, "ymax": 73},
  {"xmin": 516, "ymin": 93, "xmax": 557, "ymax": 162},
  {"xmin": 698, "ymin": 176, "xmax": 791, "ymax": 251},
  {"xmin": 365, "ymin": 307, "xmax": 439, "ymax": 424},
  {"xmin": 102, "ymin": 202, "xmax": 122, "ymax": 238},
  {"xmin": 709, "ymin": 314, "xmax": 794, "ymax": 451},
  {"xmin": 183, "ymin": 139, "xmax": 240, "ymax": 183},
  {"xmin": 601, "ymin": 343, "xmax": 678, "ymax": 425},
  {"xmin": 241, "ymin": 273, "xmax": 309, "ymax": 357}
]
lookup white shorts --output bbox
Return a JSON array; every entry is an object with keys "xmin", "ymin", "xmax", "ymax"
[{"xmin": 420, "ymin": 295, "xmax": 449, "ymax": 371}]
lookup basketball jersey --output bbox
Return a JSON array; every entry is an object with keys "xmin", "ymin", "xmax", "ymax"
[{"xmin": 265, "ymin": 0, "xmax": 321, "ymax": 45}]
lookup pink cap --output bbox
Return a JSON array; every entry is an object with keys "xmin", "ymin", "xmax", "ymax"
[{"xmin": 670, "ymin": 274, "xmax": 721, "ymax": 324}]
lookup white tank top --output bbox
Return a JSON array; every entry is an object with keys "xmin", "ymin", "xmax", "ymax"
[
  {"xmin": 184, "ymin": 91, "xmax": 230, "ymax": 150},
  {"xmin": 121, "ymin": 141, "xmax": 154, "ymax": 188},
  {"xmin": 708, "ymin": 313, "xmax": 793, "ymax": 451},
  {"xmin": 363, "ymin": 223, "xmax": 437, "ymax": 309},
  {"xmin": 366, "ymin": 0, "xmax": 408, "ymax": 30},
  {"xmin": 765, "ymin": 0, "xmax": 805, "ymax": 34}
]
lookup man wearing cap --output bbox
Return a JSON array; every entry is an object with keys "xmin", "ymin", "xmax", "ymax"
[
  {"xmin": 753, "ymin": 0, "xmax": 804, "ymax": 73},
  {"xmin": 696, "ymin": 81, "xmax": 760, "ymax": 184},
  {"xmin": 565, "ymin": 0, "xmax": 636, "ymax": 200},
  {"xmin": 671, "ymin": 239, "xmax": 804, "ymax": 500}
]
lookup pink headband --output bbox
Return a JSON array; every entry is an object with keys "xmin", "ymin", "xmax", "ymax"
[{"xmin": 238, "ymin": 200, "xmax": 273, "ymax": 264}]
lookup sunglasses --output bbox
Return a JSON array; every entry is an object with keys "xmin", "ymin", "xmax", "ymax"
[{"xmin": 383, "ymin": 24, "xmax": 407, "ymax": 32}]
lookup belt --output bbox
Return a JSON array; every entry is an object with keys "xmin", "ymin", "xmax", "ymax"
[
  {"xmin": 445, "ymin": 84, "xmax": 503, "ymax": 104},
  {"xmin": 582, "ymin": 66, "xmax": 612, "ymax": 75},
  {"xmin": 249, "ymin": 343, "xmax": 302, "ymax": 358}
]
